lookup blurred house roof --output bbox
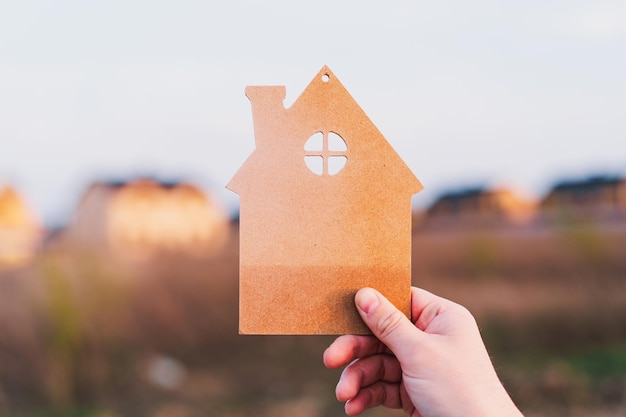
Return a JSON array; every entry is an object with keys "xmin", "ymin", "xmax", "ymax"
[
  {"xmin": 65, "ymin": 178, "xmax": 229, "ymax": 258},
  {"xmin": 542, "ymin": 175, "xmax": 626, "ymax": 207},
  {"xmin": 550, "ymin": 175, "xmax": 623, "ymax": 194},
  {"xmin": 419, "ymin": 186, "xmax": 536, "ymax": 231},
  {"xmin": 0, "ymin": 183, "xmax": 42, "ymax": 267}
]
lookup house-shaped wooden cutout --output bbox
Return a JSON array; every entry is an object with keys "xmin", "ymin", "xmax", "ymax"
[{"xmin": 227, "ymin": 66, "xmax": 423, "ymax": 334}]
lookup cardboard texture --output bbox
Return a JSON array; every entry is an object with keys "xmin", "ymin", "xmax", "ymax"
[{"xmin": 227, "ymin": 66, "xmax": 423, "ymax": 334}]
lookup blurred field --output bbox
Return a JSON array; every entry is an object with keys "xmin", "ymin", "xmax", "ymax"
[{"xmin": 1, "ymin": 221, "xmax": 626, "ymax": 417}]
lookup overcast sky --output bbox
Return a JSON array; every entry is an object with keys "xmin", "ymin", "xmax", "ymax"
[{"xmin": 1, "ymin": 1, "xmax": 625, "ymax": 226}]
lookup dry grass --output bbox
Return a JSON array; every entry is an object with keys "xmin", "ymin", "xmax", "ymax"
[{"xmin": 0, "ymin": 222, "xmax": 625, "ymax": 416}]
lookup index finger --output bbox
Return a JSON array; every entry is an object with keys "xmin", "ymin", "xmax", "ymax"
[
  {"xmin": 411, "ymin": 287, "xmax": 446, "ymax": 326},
  {"xmin": 323, "ymin": 334, "xmax": 391, "ymax": 369}
]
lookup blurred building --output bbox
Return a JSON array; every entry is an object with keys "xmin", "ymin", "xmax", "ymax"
[
  {"xmin": 540, "ymin": 175, "xmax": 626, "ymax": 222},
  {"xmin": 540, "ymin": 176, "xmax": 626, "ymax": 224},
  {"xmin": 419, "ymin": 187, "xmax": 536, "ymax": 230},
  {"xmin": 66, "ymin": 179, "xmax": 228, "ymax": 258},
  {"xmin": 0, "ymin": 184, "xmax": 42, "ymax": 267}
]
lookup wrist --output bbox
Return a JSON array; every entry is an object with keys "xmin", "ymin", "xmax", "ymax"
[{"xmin": 483, "ymin": 383, "xmax": 523, "ymax": 417}]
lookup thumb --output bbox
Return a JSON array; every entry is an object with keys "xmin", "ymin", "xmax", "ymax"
[{"xmin": 355, "ymin": 287, "xmax": 422, "ymax": 359}]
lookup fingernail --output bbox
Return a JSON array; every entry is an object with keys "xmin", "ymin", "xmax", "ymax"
[
  {"xmin": 356, "ymin": 288, "xmax": 379, "ymax": 315},
  {"xmin": 335, "ymin": 375, "xmax": 345, "ymax": 401}
]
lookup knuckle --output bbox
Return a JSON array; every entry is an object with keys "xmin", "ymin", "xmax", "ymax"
[
  {"xmin": 376, "ymin": 310, "xmax": 405, "ymax": 340},
  {"xmin": 455, "ymin": 304, "xmax": 478, "ymax": 326}
]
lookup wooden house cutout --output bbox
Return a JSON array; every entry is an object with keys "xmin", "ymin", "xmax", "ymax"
[{"xmin": 227, "ymin": 66, "xmax": 423, "ymax": 334}]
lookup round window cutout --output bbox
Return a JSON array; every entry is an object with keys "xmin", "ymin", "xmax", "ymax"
[{"xmin": 304, "ymin": 131, "xmax": 348, "ymax": 176}]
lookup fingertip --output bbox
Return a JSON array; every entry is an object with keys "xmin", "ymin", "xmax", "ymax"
[
  {"xmin": 323, "ymin": 337, "xmax": 343, "ymax": 368},
  {"xmin": 324, "ymin": 335, "xmax": 387, "ymax": 370},
  {"xmin": 355, "ymin": 287, "xmax": 380, "ymax": 315},
  {"xmin": 323, "ymin": 344, "xmax": 345, "ymax": 369},
  {"xmin": 322, "ymin": 347, "xmax": 332, "ymax": 368},
  {"xmin": 344, "ymin": 400, "xmax": 351, "ymax": 415},
  {"xmin": 323, "ymin": 335, "xmax": 357, "ymax": 368},
  {"xmin": 344, "ymin": 400, "xmax": 352, "ymax": 416},
  {"xmin": 335, "ymin": 380, "xmax": 352, "ymax": 403},
  {"xmin": 344, "ymin": 399, "xmax": 356, "ymax": 416},
  {"xmin": 344, "ymin": 398, "xmax": 364, "ymax": 416}
]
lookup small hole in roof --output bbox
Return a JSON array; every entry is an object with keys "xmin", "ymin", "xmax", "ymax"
[{"xmin": 321, "ymin": 74, "xmax": 330, "ymax": 82}]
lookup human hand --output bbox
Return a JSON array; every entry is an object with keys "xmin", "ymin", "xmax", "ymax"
[{"xmin": 323, "ymin": 287, "xmax": 523, "ymax": 417}]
